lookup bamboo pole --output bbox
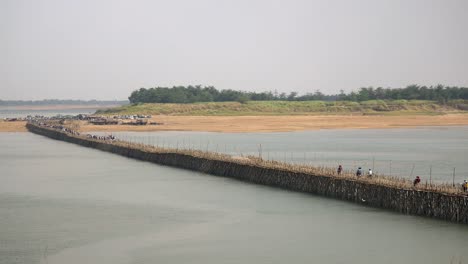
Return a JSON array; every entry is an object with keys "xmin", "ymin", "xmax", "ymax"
[
  {"xmin": 452, "ymin": 167, "xmax": 456, "ymax": 187},
  {"xmin": 429, "ymin": 164, "xmax": 432, "ymax": 186}
]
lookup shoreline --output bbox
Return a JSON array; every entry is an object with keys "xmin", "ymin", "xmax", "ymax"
[
  {"xmin": 0, "ymin": 104, "xmax": 122, "ymax": 111},
  {"xmin": 2, "ymin": 114, "xmax": 468, "ymax": 133}
]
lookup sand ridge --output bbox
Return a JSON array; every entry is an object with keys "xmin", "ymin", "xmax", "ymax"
[
  {"xmin": 0, "ymin": 121, "xmax": 28, "ymax": 132},
  {"xmin": 79, "ymin": 114, "xmax": 468, "ymax": 132}
]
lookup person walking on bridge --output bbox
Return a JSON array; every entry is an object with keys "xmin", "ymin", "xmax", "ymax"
[
  {"xmin": 413, "ymin": 176, "xmax": 421, "ymax": 187},
  {"xmin": 356, "ymin": 167, "xmax": 362, "ymax": 177},
  {"xmin": 462, "ymin": 180, "xmax": 467, "ymax": 192},
  {"xmin": 337, "ymin": 165, "xmax": 343, "ymax": 175},
  {"xmin": 368, "ymin": 169, "xmax": 373, "ymax": 177}
]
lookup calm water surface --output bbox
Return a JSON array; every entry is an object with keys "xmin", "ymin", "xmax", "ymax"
[
  {"xmin": 1, "ymin": 131, "xmax": 468, "ymax": 264},
  {"xmin": 0, "ymin": 109, "xmax": 97, "ymax": 118}
]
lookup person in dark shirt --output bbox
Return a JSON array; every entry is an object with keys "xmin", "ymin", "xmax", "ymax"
[
  {"xmin": 413, "ymin": 176, "xmax": 421, "ymax": 187},
  {"xmin": 337, "ymin": 165, "xmax": 343, "ymax": 175}
]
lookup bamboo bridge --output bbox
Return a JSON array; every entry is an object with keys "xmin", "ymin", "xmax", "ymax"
[{"xmin": 26, "ymin": 122, "xmax": 468, "ymax": 224}]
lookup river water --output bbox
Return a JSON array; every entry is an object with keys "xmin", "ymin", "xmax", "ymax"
[
  {"xmin": 0, "ymin": 109, "xmax": 97, "ymax": 119},
  {"xmin": 101, "ymin": 126, "xmax": 468, "ymax": 183},
  {"xmin": 1, "ymin": 130, "xmax": 467, "ymax": 264}
]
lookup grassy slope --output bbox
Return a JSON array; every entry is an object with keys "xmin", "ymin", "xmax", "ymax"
[{"xmin": 96, "ymin": 100, "xmax": 468, "ymax": 116}]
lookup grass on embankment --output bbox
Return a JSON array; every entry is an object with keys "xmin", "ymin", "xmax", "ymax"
[{"xmin": 96, "ymin": 100, "xmax": 468, "ymax": 116}]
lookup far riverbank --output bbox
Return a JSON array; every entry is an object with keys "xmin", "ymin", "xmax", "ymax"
[{"xmin": 2, "ymin": 114, "xmax": 468, "ymax": 132}]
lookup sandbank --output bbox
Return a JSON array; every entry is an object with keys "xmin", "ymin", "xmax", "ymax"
[{"xmin": 3, "ymin": 114, "xmax": 468, "ymax": 133}]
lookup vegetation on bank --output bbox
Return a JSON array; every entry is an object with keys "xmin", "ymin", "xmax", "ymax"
[
  {"xmin": 96, "ymin": 99, "xmax": 468, "ymax": 116},
  {"xmin": 128, "ymin": 85, "xmax": 468, "ymax": 104}
]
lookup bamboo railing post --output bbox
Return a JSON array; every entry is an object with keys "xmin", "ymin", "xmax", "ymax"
[
  {"xmin": 452, "ymin": 167, "xmax": 456, "ymax": 187},
  {"xmin": 430, "ymin": 165, "xmax": 432, "ymax": 186}
]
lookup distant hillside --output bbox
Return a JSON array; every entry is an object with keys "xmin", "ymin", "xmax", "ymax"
[{"xmin": 96, "ymin": 100, "xmax": 468, "ymax": 116}]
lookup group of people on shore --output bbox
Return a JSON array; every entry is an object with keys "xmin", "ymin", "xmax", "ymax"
[
  {"xmin": 33, "ymin": 121, "xmax": 81, "ymax": 136},
  {"xmin": 32, "ymin": 120, "xmax": 116, "ymax": 141}
]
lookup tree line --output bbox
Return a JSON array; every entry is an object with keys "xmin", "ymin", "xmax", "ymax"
[{"xmin": 128, "ymin": 85, "xmax": 468, "ymax": 104}]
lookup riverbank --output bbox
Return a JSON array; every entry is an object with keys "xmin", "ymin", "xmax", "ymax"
[
  {"xmin": 0, "ymin": 121, "xmax": 27, "ymax": 132},
  {"xmin": 2, "ymin": 114, "xmax": 468, "ymax": 132}
]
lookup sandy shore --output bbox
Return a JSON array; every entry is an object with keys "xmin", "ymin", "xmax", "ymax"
[
  {"xmin": 0, "ymin": 121, "xmax": 28, "ymax": 132},
  {"xmin": 3, "ymin": 114, "xmax": 468, "ymax": 133}
]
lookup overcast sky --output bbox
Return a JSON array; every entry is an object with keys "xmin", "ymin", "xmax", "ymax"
[{"xmin": 1, "ymin": 0, "xmax": 467, "ymax": 100}]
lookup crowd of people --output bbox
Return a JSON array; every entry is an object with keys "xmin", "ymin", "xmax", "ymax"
[
  {"xmin": 86, "ymin": 134, "xmax": 116, "ymax": 140},
  {"xmin": 32, "ymin": 121, "xmax": 81, "ymax": 136},
  {"xmin": 31, "ymin": 120, "xmax": 116, "ymax": 141}
]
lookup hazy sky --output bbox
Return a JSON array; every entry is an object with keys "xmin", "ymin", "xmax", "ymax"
[{"xmin": 1, "ymin": 0, "xmax": 467, "ymax": 100}]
